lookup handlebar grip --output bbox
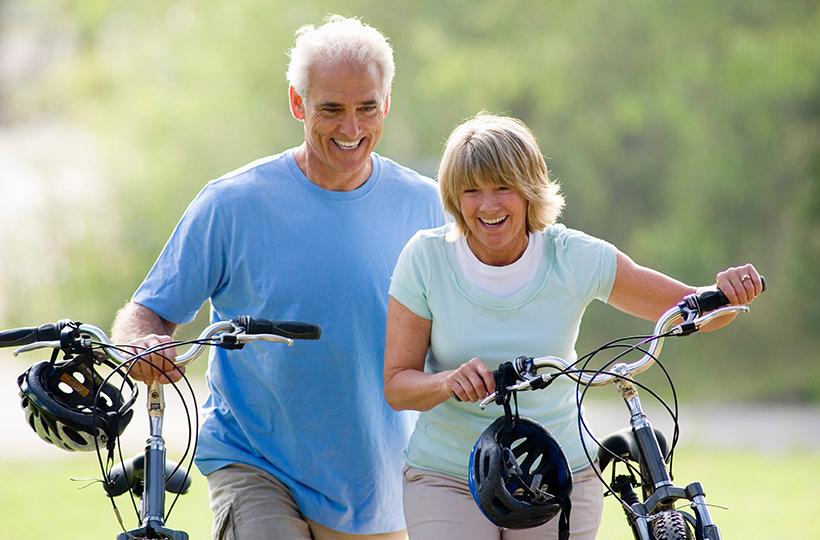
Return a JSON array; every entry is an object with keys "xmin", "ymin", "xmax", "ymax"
[
  {"xmin": 0, "ymin": 320, "xmax": 70, "ymax": 348},
  {"xmin": 695, "ymin": 289, "xmax": 731, "ymax": 312},
  {"xmin": 235, "ymin": 316, "xmax": 321, "ymax": 340},
  {"xmin": 687, "ymin": 275, "xmax": 767, "ymax": 314}
]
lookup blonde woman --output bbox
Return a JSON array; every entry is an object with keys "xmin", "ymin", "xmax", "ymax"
[{"xmin": 384, "ymin": 112, "xmax": 762, "ymax": 540}]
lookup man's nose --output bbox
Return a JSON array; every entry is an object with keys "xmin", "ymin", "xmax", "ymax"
[{"xmin": 339, "ymin": 112, "xmax": 362, "ymax": 138}]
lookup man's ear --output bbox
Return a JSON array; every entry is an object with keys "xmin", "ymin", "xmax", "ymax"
[
  {"xmin": 289, "ymin": 86, "xmax": 305, "ymax": 120},
  {"xmin": 383, "ymin": 87, "xmax": 391, "ymax": 116}
]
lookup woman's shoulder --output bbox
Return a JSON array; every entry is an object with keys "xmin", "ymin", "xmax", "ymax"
[
  {"xmin": 543, "ymin": 223, "xmax": 610, "ymax": 250},
  {"xmin": 408, "ymin": 223, "xmax": 453, "ymax": 245},
  {"xmin": 398, "ymin": 224, "xmax": 453, "ymax": 267}
]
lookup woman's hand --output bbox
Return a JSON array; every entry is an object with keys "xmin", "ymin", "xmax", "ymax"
[
  {"xmin": 716, "ymin": 264, "xmax": 764, "ymax": 305},
  {"xmin": 446, "ymin": 357, "xmax": 497, "ymax": 403}
]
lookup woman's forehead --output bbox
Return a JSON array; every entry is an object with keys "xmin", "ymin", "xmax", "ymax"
[{"xmin": 459, "ymin": 170, "xmax": 516, "ymax": 189}]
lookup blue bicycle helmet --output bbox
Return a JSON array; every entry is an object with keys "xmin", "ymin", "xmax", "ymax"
[{"xmin": 469, "ymin": 415, "xmax": 573, "ymax": 535}]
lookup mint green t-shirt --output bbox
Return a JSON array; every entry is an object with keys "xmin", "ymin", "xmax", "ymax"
[{"xmin": 388, "ymin": 223, "xmax": 618, "ymax": 478}]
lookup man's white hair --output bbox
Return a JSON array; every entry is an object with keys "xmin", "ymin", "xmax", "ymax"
[{"xmin": 287, "ymin": 15, "xmax": 394, "ymax": 100}]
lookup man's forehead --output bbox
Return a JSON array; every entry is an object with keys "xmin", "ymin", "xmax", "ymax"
[
  {"xmin": 304, "ymin": 61, "xmax": 386, "ymax": 102},
  {"xmin": 312, "ymin": 96, "xmax": 381, "ymax": 108}
]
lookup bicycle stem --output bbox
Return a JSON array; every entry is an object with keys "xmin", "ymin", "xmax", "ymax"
[
  {"xmin": 144, "ymin": 381, "xmax": 167, "ymax": 527},
  {"xmin": 116, "ymin": 381, "xmax": 189, "ymax": 540},
  {"xmin": 612, "ymin": 364, "xmax": 673, "ymax": 492}
]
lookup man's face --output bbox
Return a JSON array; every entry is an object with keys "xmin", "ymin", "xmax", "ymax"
[{"xmin": 290, "ymin": 61, "xmax": 389, "ymax": 190}]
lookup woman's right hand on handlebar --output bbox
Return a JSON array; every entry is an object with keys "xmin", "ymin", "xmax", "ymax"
[
  {"xmin": 446, "ymin": 357, "xmax": 496, "ymax": 403},
  {"xmin": 124, "ymin": 334, "xmax": 185, "ymax": 384},
  {"xmin": 715, "ymin": 263, "xmax": 764, "ymax": 305}
]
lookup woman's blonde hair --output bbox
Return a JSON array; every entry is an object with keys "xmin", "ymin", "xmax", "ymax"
[{"xmin": 438, "ymin": 112, "xmax": 565, "ymax": 240}]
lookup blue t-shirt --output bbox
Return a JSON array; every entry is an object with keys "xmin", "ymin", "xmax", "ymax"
[
  {"xmin": 388, "ymin": 223, "xmax": 617, "ymax": 478},
  {"xmin": 133, "ymin": 149, "xmax": 446, "ymax": 534}
]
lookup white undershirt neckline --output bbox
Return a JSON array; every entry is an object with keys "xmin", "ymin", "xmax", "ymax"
[{"xmin": 453, "ymin": 232, "xmax": 543, "ymax": 298}]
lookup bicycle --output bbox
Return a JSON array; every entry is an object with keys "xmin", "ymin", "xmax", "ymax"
[
  {"xmin": 473, "ymin": 285, "xmax": 764, "ymax": 540},
  {"xmin": 1, "ymin": 316, "xmax": 321, "ymax": 539}
]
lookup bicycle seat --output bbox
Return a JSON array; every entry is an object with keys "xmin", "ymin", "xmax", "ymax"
[
  {"xmin": 104, "ymin": 453, "xmax": 192, "ymax": 497},
  {"xmin": 598, "ymin": 426, "xmax": 669, "ymax": 473}
]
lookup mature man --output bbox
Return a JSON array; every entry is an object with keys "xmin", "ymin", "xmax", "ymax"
[{"xmin": 112, "ymin": 15, "xmax": 445, "ymax": 540}]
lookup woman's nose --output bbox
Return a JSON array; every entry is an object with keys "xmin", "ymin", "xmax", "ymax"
[{"xmin": 479, "ymin": 192, "xmax": 499, "ymax": 210}]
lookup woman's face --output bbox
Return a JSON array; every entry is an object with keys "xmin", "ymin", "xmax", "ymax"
[{"xmin": 460, "ymin": 182, "xmax": 529, "ymax": 266}]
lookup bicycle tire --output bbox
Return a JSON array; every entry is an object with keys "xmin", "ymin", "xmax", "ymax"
[{"xmin": 651, "ymin": 510, "xmax": 693, "ymax": 540}]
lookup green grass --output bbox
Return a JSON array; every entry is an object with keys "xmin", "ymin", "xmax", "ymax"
[
  {"xmin": 2, "ymin": 448, "xmax": 818, "ymax": 539},
  {"xmin": 0, "ymin": 455, "xmax": 212, "ymax": 539},
  {"xmin": 599, "ymin": 449, "xmax": 820, "ymax": 539}
]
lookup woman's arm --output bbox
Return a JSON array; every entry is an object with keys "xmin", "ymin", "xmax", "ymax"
[
  {"xmin": 384, "ymin": 297, "xmax": 496, "ymax": 411},
  {"xmin": 607, "ymin": 251, "xmax": 763, "ymax": 328}
]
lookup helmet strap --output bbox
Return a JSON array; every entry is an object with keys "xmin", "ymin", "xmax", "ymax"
[
  {"xmin": 48, "ymin": 346, "xmax": 60, "ymax": 368},
  {"xmin": 495, "ymin": 362, "xmax": 572, "ymax": 540},
  {"xmin": 494, "ymin": 362, "xmax": 521, "ymax": 448}
]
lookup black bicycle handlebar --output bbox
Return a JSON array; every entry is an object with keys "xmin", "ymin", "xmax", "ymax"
[
  {"xmin": 2, "ymin": 316, "xmax": 322, "ymax": 367},
  {"xmin": 680, "ymin": 276, "xmax": 766, "ymax": 316},
  {"xmin": 234, "ymin": 316, "xmax": 321, "ymax": 340},
  {"xmin": 478, "ymin": 278, "xmax": 766, "ymax": 407},
  {"xmin": 0, "ymin": 319, "xmax": 71, "ymax": 348}
]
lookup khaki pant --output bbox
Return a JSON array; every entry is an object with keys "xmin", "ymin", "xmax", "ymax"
[
  {"xmin": 402, "ymin": 464, "xmax": 603, "ymax": 540},
  {"xmin": 207, "ymin": 463, "xmax": 408, "ymax": 540}
]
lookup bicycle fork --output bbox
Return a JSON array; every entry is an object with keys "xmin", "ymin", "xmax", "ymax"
[
  {"xmin": 611, "ymin": 364, "xmax": 722, "ymax": 540},
  {"xmin": 117, "ymin": 381, "xmax": 189, "ymax": 540}
]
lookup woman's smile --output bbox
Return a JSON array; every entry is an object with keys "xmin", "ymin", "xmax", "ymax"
[{"xmin": 460, "ymin": 183, "xmax": 528, "ymax": 266}]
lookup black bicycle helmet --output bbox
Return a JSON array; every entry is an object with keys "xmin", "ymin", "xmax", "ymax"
[
  {"xmin": 17, "ymin": 352, "xmax": 136, "ymax": 452},
  {"xmin": 469, "ymin": 415, "xmax": 573, "ymax": 534}
]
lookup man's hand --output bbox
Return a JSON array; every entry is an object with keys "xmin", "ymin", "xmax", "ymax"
[
  {"xmin": 123, "ymin": 334, "xmax": 184, "ymax": 384},
  {"xmin": 112, "ymin": 302, "xmax": 182, "ymax": 385}
]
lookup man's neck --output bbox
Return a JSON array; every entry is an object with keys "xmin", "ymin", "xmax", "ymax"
[{"xmin": 293, "ymin": 145, "xmax": 372, "ymax": 192}]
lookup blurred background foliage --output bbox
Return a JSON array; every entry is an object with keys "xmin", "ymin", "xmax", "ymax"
[{"xmin": 1, "ymin": 0, "xmax": 818, "ymax": 401}]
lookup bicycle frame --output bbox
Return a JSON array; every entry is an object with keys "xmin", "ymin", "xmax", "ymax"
[
  {"xmin": 108, "ymin": 320, "xmax": 295, "ymax": 540},
  {"xmin": 479, "ymin": 295, "xmax": 750, "ymax": 540},
  {"xmin": 607, "ymin": 366, "xmax": 721, "ymax": 540}
]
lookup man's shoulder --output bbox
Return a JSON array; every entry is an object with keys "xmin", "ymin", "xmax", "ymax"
[
  {"xmin": 213, "ymin": 151, "xmax": 292, "ymax": 186},
  {"xmin": 192, "ymin": 151, "xmax": 297, "ymax": 208},
  {"xmin": 373, "ymin": 154, "xmax": 437, "ymax": 190}
]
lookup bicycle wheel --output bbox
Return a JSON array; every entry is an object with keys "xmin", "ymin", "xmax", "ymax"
[{"xmin": 651, "ymin": 510, "xmax": 692, "ymax": 540}]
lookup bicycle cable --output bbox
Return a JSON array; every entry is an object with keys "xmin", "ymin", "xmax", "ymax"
[
  {"xmin": 87, "ymin": 339, "xmax": 202, "ymax": 533},
  {"xmin": 571, "ymin": 331, "xmax": 684, "ymax": 518}
]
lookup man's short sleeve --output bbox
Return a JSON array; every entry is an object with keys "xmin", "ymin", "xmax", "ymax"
[{"xmin": 132, "ymin": 184, "xmax": 227, "ymax": 324}]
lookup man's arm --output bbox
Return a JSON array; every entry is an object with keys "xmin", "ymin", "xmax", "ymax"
[{"xmin": 111, "ymin": 302, "xmax": 183, "ymax": 384}]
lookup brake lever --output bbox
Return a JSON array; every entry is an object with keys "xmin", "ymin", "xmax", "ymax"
[
  {"xmin": 478, "ymin": 376, "xmax": 552, "ymax": 409},
  {"xmin": 218, "ymin": 332, "xmax": 293, "ymax": 350},
  {"xmin": 13, "ymin": 337, "xmax": 97, "ymax": 357},
  {"xmin": 670, "ymin": 305, "xmax": 749, "ymax": 336},
  {"xmin": 13, "ymin": 341, "xmax": 62, "ymax": 356}
]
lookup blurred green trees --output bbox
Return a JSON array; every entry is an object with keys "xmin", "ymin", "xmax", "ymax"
[{"xmin": 1, "ymin": 0, "xmax": 818, "ymax": 400}]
